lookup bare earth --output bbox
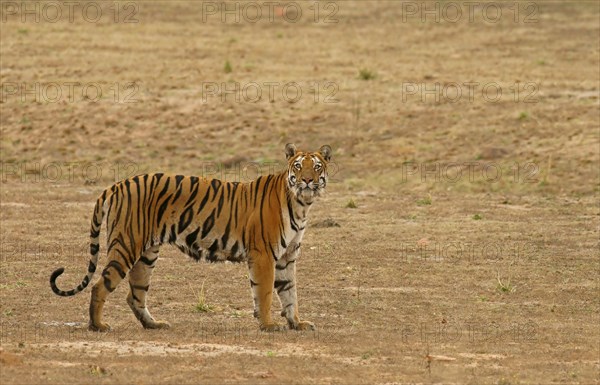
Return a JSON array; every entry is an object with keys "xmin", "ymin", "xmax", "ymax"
[{"xmin": 0, "ymin": 1, "xmax": 599, "ymax": 384}]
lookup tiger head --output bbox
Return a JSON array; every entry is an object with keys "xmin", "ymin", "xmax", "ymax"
[{"xmin": 285, "ymin": 143, "xmax": 332, "ymax": 205}]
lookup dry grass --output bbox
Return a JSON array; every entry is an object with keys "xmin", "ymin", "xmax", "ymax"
[{"xmin": 0, "ymin": 2, "xmax": 598, "ymax": 384}]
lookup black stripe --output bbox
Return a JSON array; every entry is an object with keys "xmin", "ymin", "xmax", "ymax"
[
  {"xmin": 139, "ymin": 255, "xmax": 156, "ymax": 266},
  {"xmin": 156, "ymin": 198, "xmax": 171, "ymax": 227},
  {"xmin": 207, "ymin": 239, "xmax": 219, "ymax": 261},
  {"xmin": 172, "ymin": 182, "xmax": 184, "ymax": 203},
  {"xmin": 196, "ymin": 188, "xmax": 212, "ymax": 214},
  {"xmin": 276, "ymin": 260, "xmax": 295, "ymax": 270},
  {"xmin": 113, "ymin": 246, "xmax": 132, "ymax": 270},
  {"xmin": 287, "ymin": 197, "xmax": 299, "ymax": 232},
  {"xmin": 184, "ymin": 179, "xmax": 200, "ymax": 206},
  {"xmin": 221, "ymin": 219, "xmax": 231, "ymax": 249},
  {"xmin": 90, "ymin": 243, "xmax": 99, "ymax": 255},
  {"xmin": 131, "ymin": 285, "xmax": 140, "ymax": 303},
  {"xmin": 92, "ymin": 192, "xmax": 104, "ymax": 227},
  {"xmin": 254, "ymin": 176, "xmax": 262, "ymax": 204},
  {"xmin": 175, "ymin": 175, "xmax": 184, "ymax": 188},
  {"xmin": 211, "ymin": 179, "xmax": 221, "ymax": 195},
  {"xmin": 201, "ymin": 209, "xmax": 216, "ymax": 239},
  {"xmin": 124, "ymin": 181, "xmax": 133, "ymax": 238},
  {"xmin": 277, "ymin": 284, "xmax": 294, "ymax": 293},
  {"xmin": 106, "ymin": 260, "xmax": 126, "ymax": 279},
  {"xmin": 103, "ymin": 277, "xmax": 114, "ymax": 292},
  {"xmin": 280, "ymin": 303, "xmax": 294, "ymax": 316},
  {"xmin": 88, "ymin": 261, "xmax": 96, "ymax": 273},
  {"xmin": 269, "ymin": 242, "xmax": 277, "ymax": 261},
  {"xmin": 133, "ymin": 175, "xmax": 142, "ymax": 237},
  {"xmin": 230, "ymin": 242, "xmax": 239, "ymax": 258},
  {"xmin": 233, "ymin": 184, "xmax": 240, "ymax": 228},
  {"xmin": 189, "ymin": 247, "xmax": 201, "ymax": 261},
  {"xmin": 90, "ymin": 228, "xmax": 100, "ymax": 238},
  {"xmin": 274, "ymin": 279, "xmax": 293, "ymax": 292},
  {"xmin": 258, "ymin": 176, "xmax": 273, "ymax": 252},
  {"xmin": 155, "ymin": 177, "xmax": 172, "ymax": 223},
  {"xmin": 169, "ymin": 224, "xmax": 177, "ymax": 243},
  {"xmin": 216, "ymin": 188, "xmax": 225, "ymax": 217},
  {"xmin": 186, "ymin": 227, "xmax": 200, "ymax": 247},
  {"xmin": 242, "ymin": 227, "xmax": 247, "ymax": 251},
  {"xmin": 178, "ymin": 206, "xmax": 194, "ymax": 233},
  {"xmin": 250, "ymin": 279, "xmax": 258, "ymax": 287}
]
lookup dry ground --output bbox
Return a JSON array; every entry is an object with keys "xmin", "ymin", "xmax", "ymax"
[{"xmin": 0, "ymin": 1, "xmax": 599, "ymax": 384}]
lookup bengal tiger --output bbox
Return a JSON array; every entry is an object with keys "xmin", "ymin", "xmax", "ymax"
[{"xmin": 50, "ymin": 144, "xmax": 332, "ymax": 332}]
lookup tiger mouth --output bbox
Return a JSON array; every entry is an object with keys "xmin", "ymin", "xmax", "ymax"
[
  {"xmin": 296, "ymin": 186, "xmax": 321, "ymax": 202},
  {"xmin": 297, "ymin": 185, "xmax": 320, "ymax": 193}
]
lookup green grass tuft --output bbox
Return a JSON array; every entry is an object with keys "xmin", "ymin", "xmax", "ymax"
[
  {"xmin": 224, "ymin": 60, "xmax": 233, "ymax": 73},
  {"xmin": 358, "ymin": 68, "xmax": 376, "ymax": 80},
  {"xmin": 416, "ymin": 195, "xmax": 432, "ymax": 206}
]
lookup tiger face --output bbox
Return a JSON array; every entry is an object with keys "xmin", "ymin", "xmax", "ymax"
[{"xmin": 285, "ymin": 143, "xmax": 332, "ymax": 205}]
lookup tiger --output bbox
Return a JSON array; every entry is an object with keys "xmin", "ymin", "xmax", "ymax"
[{"xmin": 50, "ymin": 143, "xmax": 332, "ymax": 332}]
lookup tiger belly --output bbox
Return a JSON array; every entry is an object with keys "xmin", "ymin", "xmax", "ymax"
[{"xmin": 171, "ymin": 234, "xmax": 247, "ymax": 263}]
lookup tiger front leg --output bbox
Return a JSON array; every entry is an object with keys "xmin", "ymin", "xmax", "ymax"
[
  {"xmin": 275, "ymin": 254, "xmax": 315, "ymax": 331},
  {"xmin": 248, "ymin": 255, "xmax": 283, "ymax": 332}
]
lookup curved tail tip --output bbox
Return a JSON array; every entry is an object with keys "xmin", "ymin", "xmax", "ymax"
[{"xmin": 50, "ymin": 267, "xmax": 65, "ymax": 283}]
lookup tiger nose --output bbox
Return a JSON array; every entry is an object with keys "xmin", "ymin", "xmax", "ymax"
[{"xmin": 302, "ymin": 177, "xmax": 313, "ymax": 184}]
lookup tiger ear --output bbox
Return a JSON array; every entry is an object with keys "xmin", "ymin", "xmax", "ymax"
[
  {"xmin": 319, "ymin": 145, "xmax": 332, "ymax": 162},
  {"xmin": 285, "ymin": 143, "xmax": 297, "ymax": 160}
]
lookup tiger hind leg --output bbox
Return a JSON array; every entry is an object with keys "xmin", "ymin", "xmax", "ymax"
[
  {"xmin": 126, "ymin": 246, "xmax": 170, "ymax": 329},
  {"xmin": 89, "ymin": 251, "xmax": 130, "ymax": 332}
]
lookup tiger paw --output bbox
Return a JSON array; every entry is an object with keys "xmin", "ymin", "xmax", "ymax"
[
  {"xmin": 292, "ymin": 320, "xmax": 315, "ymax": 331},
  {"xmin": 143, "ymin": 320, "xmax": 171, "ymax": 330},
  {"xmin": 88, "ymin": 322, "xmax": 111, "ymax": 332},
  {"xmin": 260, "ymin": 322, "xmax": 284, "ymax": 332}
]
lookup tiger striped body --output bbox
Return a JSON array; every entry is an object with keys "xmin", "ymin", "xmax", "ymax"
[{"xmin": 50, "ymin": 144, "xmax": 331, "ymax": 332}]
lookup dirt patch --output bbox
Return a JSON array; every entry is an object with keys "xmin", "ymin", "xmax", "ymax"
[{"xmin": 1, "ymin": 1, "xmax": 599, "ymax": 384}]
